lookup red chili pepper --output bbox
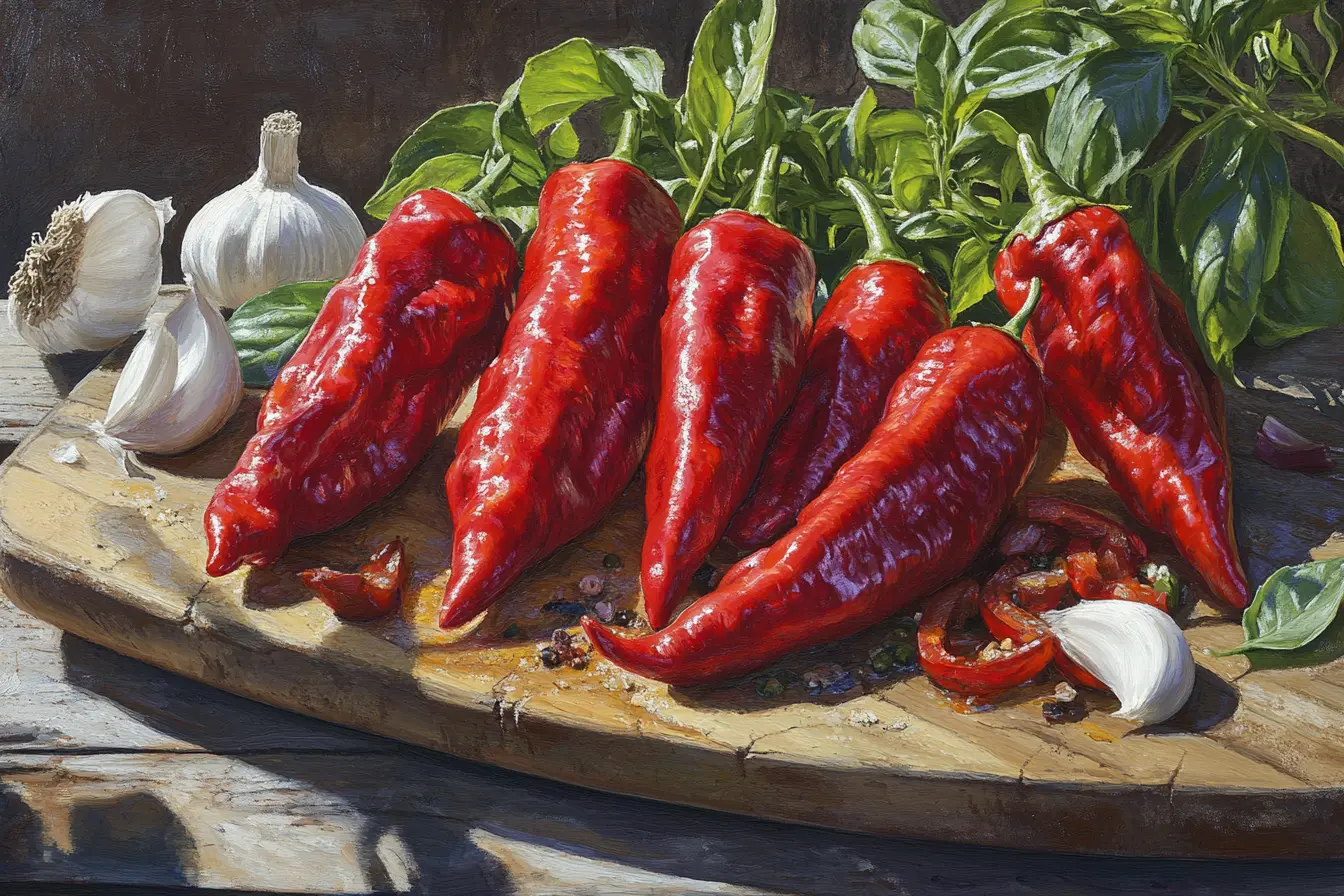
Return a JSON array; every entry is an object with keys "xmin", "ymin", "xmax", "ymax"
[
  {"xmin": 439, "ymin": 116, "xmax": 683, "ymax": 628},
  {"xmin": 299, "ymin": 539, "xmax": 408, "ymax": 621},
  {"xmin": 994, "ymin": 136, "xmax": 1251, "ymax": 609},
  {"xmin": 584, "ymin": 288, "xmax": 1047, "ymax": 686},
  {"xmin": 918, "ymin": 579, "xmax": 1055, "ymax": 696},
  {"xmin": 205, "ymin": 167, "xmax": 518, "ymax": 577},
  {"xmin": 640, "ymin": 146, "xmax": 815, "ymax": 629},
  {"xmin": 725, "ymin": 177, "xmax": 948, "ymax": 549},
  {"xmin": 1023, "ymin": 496, "xmax": 1146, "ymax": 572}
]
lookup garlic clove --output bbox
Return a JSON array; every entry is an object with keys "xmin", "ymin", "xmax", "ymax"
[
  {"xmin": 181, "ymin": 111, "xmax": 365, "ymax": 309},
  {"xmin": 7, "ymin": 190, "xmax": 174, "ymax": 354},
  {"xmin": 100, "ymin": 276, "xmax": 243, "ymax": 455},
  {"xmin": 1043, "ymin": 600, "xmax": 1195, "ymax": 726}
]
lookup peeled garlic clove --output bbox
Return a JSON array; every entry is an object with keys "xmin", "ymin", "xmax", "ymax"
[
  {"xmin": 7, "ymin": 190, "xmax": 174, "ymax": 354},
  {"xmin": 1043, "ymin": 600, "xmax": 1195, "ymax": 726},
  {"xmin": 100, "ymin": 276, "xmax": 243, "ymax": 455},
  {"xmin": 181, "ymin": 111, "xmax": 365, "ymax": 309}
]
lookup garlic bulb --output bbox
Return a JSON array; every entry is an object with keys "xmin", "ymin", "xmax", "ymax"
[
  {"xmin": 181, "ymin": 111, "xmax": 365, "ymax": 309},
  {"xmin": 1043, "ymin": 601, "xmax": 1195, "ymax": 725},
  {"xmin": 7, "ymin": 190, "xmax": 174, "ymax": 354},
  {"xmin": 99, "ymin": 276, "xmax": 243, "ymax": 455}
]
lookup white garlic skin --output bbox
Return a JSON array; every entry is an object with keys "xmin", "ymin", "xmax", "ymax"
[
  {"xmin": 180, "ymin": 111, "xmax": 365, "ymax": 310},
  {"xmin": 1043, "ymin": 601, "xmax": 1195, "ymax": 726},
  {"xmin": 101, "ymin": 276, "xmax": 243, "ymax": 455},
  {"xmin": 8, "ymin": 190, "xmax": 174, "ymax": 354}
]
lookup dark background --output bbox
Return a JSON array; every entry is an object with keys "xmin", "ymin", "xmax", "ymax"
[{"xmin": 0, "ymin": 0, "xmax": 964, "ymax": 281}]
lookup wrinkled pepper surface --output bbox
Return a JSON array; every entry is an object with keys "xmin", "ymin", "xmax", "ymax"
[
  {"xmin": 640, "ymin": 146, "xmax": 816, "ymax": 629},
  {"xmin": 205, "ymin": 179, "xmax": 517, "ymax": 576},
  {"xmin": 299, "ymin": 539, "xmax": 408, "ymax": 621},
  {"xmin": 726, "ymin": 177, "xmax": 947, "ymax": 549},
  {"xmin": 994, "ymin": 136, "xmax": 1251, "ymax": 610},
  {"xmin": 587, "ymin": 290, "xmax": 1046, "ymax": 685},
  {"xmin": 439, "ymin": 121, "xmax": 682, "ymax": 628}
]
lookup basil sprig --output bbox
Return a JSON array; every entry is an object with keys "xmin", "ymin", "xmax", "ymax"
[
  {"xmin": 1219, "ymin": 558, "xmax": 1344, "ymax": 655},
  {"xmin": 227, "ymin": 280, "xmax": 335, "ymax": 388}
]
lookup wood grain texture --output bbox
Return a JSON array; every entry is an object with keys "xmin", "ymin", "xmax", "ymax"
[{"xmin": 1, "ymin": 325, "xmax": 1341, "ymax": 861}]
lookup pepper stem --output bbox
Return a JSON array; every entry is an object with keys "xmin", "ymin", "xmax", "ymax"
[
  {"xmin": 460, "ymin": 154, "xmax": 514, "ymax": 212},
  {"xmin": 1001, "ymin": 277, "xmax": 1042, "ymax": 340},
  {"xmin": 746, "ymin": 144, "xmax": 782, "ymax": 224},
  {"xmin": 682, "ymin": 135, "xmax": 719, "ymax": 227},
  {"xmin": 1012, "ymin": 134, "xmax": 1088, "ymax": 242},
  {"xmin": 837, "ymin": 176, "xmax": 902, "ymax": 263},
  {"xmin": 610, "ymin": 108, "xmax": 641, "ymax": 164}
]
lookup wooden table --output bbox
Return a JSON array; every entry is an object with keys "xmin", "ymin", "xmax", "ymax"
[{"xmin": 3, "ymin": 292, "xmax": 1344, "ymax": 893}]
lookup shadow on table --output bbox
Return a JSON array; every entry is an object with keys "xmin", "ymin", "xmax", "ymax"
[{"xmin": 4, "ymin": 633, "xmax": 1334, "ymax": 895}]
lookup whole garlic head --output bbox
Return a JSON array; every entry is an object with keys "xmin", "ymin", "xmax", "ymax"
[
  {"xmin": 181, "ymin": 111, "xmax": 365, "ymax": 309},
  {"xmin": 1043, "ymin": 600, "xmax": 1195, "ymax": 726},
  {"xmin": 7, "ymin": 190, "xmax": 174, "ymax": 354},
  {"xmin": 99, "ymin": 276, "xmax": 243, "ymax": 455}
]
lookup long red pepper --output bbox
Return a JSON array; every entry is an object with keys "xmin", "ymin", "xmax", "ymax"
[
  {"xmin": 438, "ymin": 113, "xmax": 682, "ymax": 628},
  {"xmin": 725, "ymin": 177, "xmax": 948, "ymax": 549},
  {"xmin": 205, "ymin": 165, "xmax": 517, "ymax": 576},
  {"xmin": 994, "ymin": 136, "xmax": 1251, "ymax": 610},
  {"xmin": 639, "ymin": 146, "xmax": 816, "ymax": 630},
  {"xmin": 586, "ymin": 287, "xmax": 1046, "ymax": 685}
]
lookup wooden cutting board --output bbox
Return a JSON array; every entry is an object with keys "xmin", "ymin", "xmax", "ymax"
[{"xmin": 2, "ymin": 332, "xmax": 1342, "ymax": 859}]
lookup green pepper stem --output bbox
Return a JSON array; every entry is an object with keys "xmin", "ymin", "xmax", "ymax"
[
  {"xmin": 837, "ymin": 176, "xmax": 902, "ymax": 263},
  {"xmin": 1001, "ymin": 277, "xmax": 1042, "ymax": 341},
  {"xmin": 610, "ymin": 108, "xmax": 641, "ymax": 164},
  {"xmin": 460, "ymin": 154, "xmax": 514, "ymax": 212},
  {"xmin": 1012, "ymin": 135, "xmax": 1088, "ymax": 243},
  {"xmin": 682, "ymin": 135, "xmax": 719, "ymax": 227},
  {"xmin": 746, "ymin": 144, "xmax": 781, "ymax": 223}
]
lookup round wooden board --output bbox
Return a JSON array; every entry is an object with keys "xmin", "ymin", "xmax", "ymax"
[{"xmin": 1, "ymin": 331, "xmax": 1342, "ymax": 859}]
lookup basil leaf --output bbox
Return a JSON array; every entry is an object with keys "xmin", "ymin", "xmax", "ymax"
[
  {"xmin": 685, "ymin": 0, "xmax": 777, "ymax": 147},
  {"xmin": 1212, "ymin": 0, "xmax": 1319, "ymax": 59},
  {"xmin": 840, "ymin": 88, "xmax": 878, "ymax": 177},
  {"xmin": 951, "ymin": 0, "xmax": 1038, "ymax": 53},
  {"xmin": 891, "ymin": 137, "xmax": 938, "ymax": 212},
  {"xmin": 545, "ymin": 119, "xmax": 580, "ymax": 164},
  {"xmin": 1251, "ymin": 191, "xmax": 1344, "ymax": 347},
  {"xmin": 949, "ymin": 236, "xmax": 996, "ymax": 320},
  {"xmin": 363, "ymin": 153, "xmax": 483, "ymax": 220},
  {"xmin": 367, "ymin": 104, "xmax": 495, "ymax": 218},
  {"xmin": 870, "ymin": 108, "xmax": 929, "ymax": 173},
  {"xmin": 1317, "ymin": 2, "xmax": 1342, "ymax": 77},
  {"xmin": 493, "ymin": 78, "xmax": 547, "ymax": 189},
  {"xmin": 1045, "ymin": 50, "xmax": 1170, "ymax": 198},
  {"xmin": 852, "ymin": 0, "xmax": 944, "ymax": 90},
  {"xmin": 519, "ymin": 38, "xmax": 634, "ymax": 131},
  {"xmin": 1220, "ymin": 558, "xmax": 1344, "ymax": 654},
  {"xmin": 1174, "ymin": 116, "xmax": 1290, "ymax": 377},
  {"xmin": 913, "ymin": 18, "xmax": 957, "ymax": 117},
  {"xmin": 228, "ymin": 281, "xmax": 335, "ymax": 388},
  {"xmin": 959, "ymin": 11, "xmax": 1113, "ymax": 104},
  {"xmin": 603, "ymin": 46, "xmax": 666, "ymax": 97}
]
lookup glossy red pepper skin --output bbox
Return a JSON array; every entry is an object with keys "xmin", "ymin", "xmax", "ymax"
[
  {"xmin": 299, "ymin": 540, "xmax": 408, "ymax": 621},
  {"xmin": 438, "ymin": 160, "xmax": 681, "ymax": 628},
  {"xmin": 204, "ymin": 189, "xmax": 516, "ymax": 577},
  {"xmin": 640, "ymin": 210, "xmax": 815, "ymax": 629},
  {"xmin": 994, "ymin": 206, "xmax": 1251, "ymax": 609},
  {"xmin": 586, "ymin": 324, "xmax": 1045, "ymax": 685},
  {"xmin": 726, "ymin": 260, "xmax": 948, "ymax": 549}
]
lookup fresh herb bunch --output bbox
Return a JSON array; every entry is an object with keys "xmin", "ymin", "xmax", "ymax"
[{"xmin": 850, "ymin": 0, "xmax": 1344, "ymax": 378}]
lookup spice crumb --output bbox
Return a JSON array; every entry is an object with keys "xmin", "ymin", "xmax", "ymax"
[
  {"xmin": 849, "ymin": 709, "xmax": 879, "ymax": 726},
  {"xmin": 578, "ymin": 575, "xmax": 604, "ymax": 597}
]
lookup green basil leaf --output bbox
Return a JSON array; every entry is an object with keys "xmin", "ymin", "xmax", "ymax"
[
  {"xmin": 363, "ymin": 153, "xmax": 483, "ymax": 220},
  {"xmin": 545, "ymin": 119, "xmax": 580, "ymax": 163},
  {"xmin": 959, "ymin": 11, "xmax": 1113, "ymax": 103},
  {"xmin": 1220, "ymin": 558, "xmax": 1344, "ymax": 654},
  {"xmin": 951, "ymin": 0, "xmax": 1039, "ymax": 53},
  {"xmin": 896, "ymin": 208, "xmax": 974, "ymax": 242},
  {"xmin": 952, "ymin": 109, "xmax": 1017, "ymax": 156},
  {"xmin": 493, "ymin": 78, "xmax": 547, "ymax": 188},
  {"xmin": 1044, "ymin": 49, "xmax": 1170, "ymax": 198},
  {"xmin": 603, "ymin": 46, "xmax": 666, "ymax": 97},
  {"xmin": 949, "ymin": 236, "xmax": 996, "ymax": 320},
  {"xmin": 1251, "ymin": 191, "xmax": 1344, "ymax": 347},
  {"xmin": 1174, "ymin": 117, "xmax": 1290, "ymax": 378},
  {"xmin": 913, "ymin": 19, "xmax": 957, "ymax": 117},
  {"xmin": 891, "ymin": 137, "xmax": 938, "ymax": 212},
  {"xmin": 367, "ymin": 103, "xmax": 496, "ymax": 218},
  {"xmin": 518, "ymin": 38, "xmax": 636, "ymax": 131},
  {"xmin": 228, "ymin": 281, "xmax": 335, "ymax": 388},
  {"xmin": 852, "ymin": 0, "xmax": 944, "ymax": 90},
  {"xmin": 1212, "ymin": 0, "xmax": 1318, "ymax": 59},
  {"xmin": 840, "ymin": 88, "xmax": 878, "ymax": 177},
  {"xmin": 686, "ymin": 0, "xmax": 777, "ymax": 147},
  {"xmin": 1316, "ymin": 2, "xmax": 1342, "ymax": 77}
]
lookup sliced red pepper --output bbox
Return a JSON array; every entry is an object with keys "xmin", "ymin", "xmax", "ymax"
[
  {"xmin": 1096, "ymin": 579, "xmax": 1170, "ymax": 613},
  {"xmin": 1012, "ymin": 569, "xmax": 1070, "ymax": 614},
  {"xmin": 1055, "ymin": 651, "xmax": 1109, "ymax": 691},
  {"xmin": 1064, "ymin": 551, "xmax": 1106, "ymax": 599},
  {"xmin": 918, "ymin": 579, "xmax": 1055, "ymax": 696},
  {"xmin": 299, "ymin": 540, "xmax": 407, "ymax": 621},
  {"xmin": 1024, "ymin": 496, "xmax": 1147, "ymax": 570},
  {"xmin": 998, "ymin": 519, "xmax": 1067, "ymax": 558}
]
